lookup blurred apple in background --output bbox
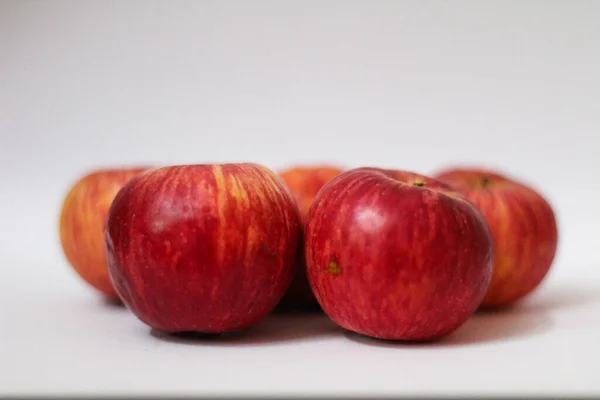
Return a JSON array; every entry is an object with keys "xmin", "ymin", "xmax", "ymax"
[
  {"xmin": 276, "ymin": 165, "xmax": 344, "ymax": 311},
  {"xmin": 433, "ymin": 167, "xmax": 558, "ymax": 309},
  {"xmin": 304, "ymin": 167, "xmax": 494, "ymax": 341},
  {"xmin": 279, "ymin": 166, "xmax": 345, "ymax": 223},
  {"xmin": 104, "ymin": 163, "xmax": 301, "ymax": 334},
  {"xmin": 59, "ymin": 167, "xmax": 149, "ymax": 299}
]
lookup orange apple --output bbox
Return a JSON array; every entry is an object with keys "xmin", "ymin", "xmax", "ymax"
[
  {"xmin": 59, "ymin": 167, "xmax": 149, "ymax": 299},
  {"xmin": 433, "ymin": 167, "xmax": 558, "ymax": 309},
  {"xmin": 277, "ymin": 165, "xmax": 344, "ymax": 310}
]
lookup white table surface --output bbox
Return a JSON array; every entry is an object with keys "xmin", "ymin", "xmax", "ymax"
[{"xmin": 2, "ymin": 235, "xmax": 599, "ymax": 397}]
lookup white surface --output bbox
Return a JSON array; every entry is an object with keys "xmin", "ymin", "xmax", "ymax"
[
  {"xmin": 1, "ymin": 260, "xmax": 600, "ymax": 397},
  {"xmin": 2, "ymin": 0, "xmax": 600, "ymax": 397}
]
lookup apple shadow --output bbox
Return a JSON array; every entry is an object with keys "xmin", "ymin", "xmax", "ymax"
[
  {"xmin": 344, "ymin": 282, "xmax": 600, "ymax": 348},
  {"xmin": 150, "ymin": 313, "xmax": 341, "ymax": 346},
  {"xmin": 101, "ymin": 297, "xmax": 126, "ymax": 309},
  {"xmin": 507, "ymin": 281, "xmax": 600, "ymax": 314},
  {"xmin": 272, "ymin": 302, "xmax": 324, "ymax": 315},
  {"xmin": 148, "ymin": 282, "xmax": 598, "ymax": 347},
  {"xmin": 344, "ymin": 305, "xmax": 554, "ymax": 348},
  {"xmin": 439, "ymin": 305, "xmax": 553, "ymax": 346}
]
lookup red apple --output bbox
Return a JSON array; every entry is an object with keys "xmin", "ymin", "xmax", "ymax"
[
  {"xmin": 59, "ymin": 167, "xmax": 148, "ymax": 299},
  {"xmin": 104, "ymin": 163, "xmax": 301, "ymax": 334},
  {"xmin": 277, "ymin": 165, "xmax": 344, "ymax": 310},
  {"xmin": 433, "ymin": 167, "xmax": 558, "ymax": 309},
  {"xmin": 304, "ymin": 167, "xmax": 494, "ymax": 341}
]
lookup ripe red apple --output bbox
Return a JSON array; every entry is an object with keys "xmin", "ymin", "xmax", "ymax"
[
  {"xmin": 59, "ymin": 167, "xmax": 148, "ymax": 299},
  {"xmin": 277, "ymin": 165, "xmax": 344, "ymax": 310},
  {"xmin": 304, "ymin": 167, "xmax": 494, "ymax": 341},
  {"xmin": 433, "ymin": 167, "xmax": 558, "ymax": 309},
  {"xmin": 104, "ymin": 163, "xmax": 301, "ymax": 334}
]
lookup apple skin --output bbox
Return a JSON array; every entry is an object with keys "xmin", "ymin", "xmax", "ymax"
[
  {"xmin": 432, "ymin": 167, "xmax": 558, "ymax": 309},
  {"xmin": 279, "ymin": 166, "xmax": 345, "ymax": 224},
  {"xmin": 59, "ymin": 167, "xmax": 149, "ymax": 299},
  {"xmin": 276, "ymin": 165, "xmax": 344, "ymax": 311},
  {"xmin": 104, "ymin": 163, "xmax": 301, "ymax": 334},
  {"xmin": 304, "ymin": 167, "xmax": 494, "ymax": 341}
]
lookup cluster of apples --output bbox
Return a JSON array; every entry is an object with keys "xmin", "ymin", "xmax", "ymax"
[{"xmin": 59, "ymin": 162, "xmax": 558, "ymax": 341}]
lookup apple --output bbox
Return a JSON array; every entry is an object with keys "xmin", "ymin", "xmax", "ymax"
[
  {"xmin": 276, "ymin": 165, "xmax": 344, "ymax": 311},
  {"xmin": 104, "ymin": 163, "xmax": 301, "ymax": 334},
  {"xmin": 304, "ymin": 167, "xmax": 494, "ymax": 341},
  {"xmin": 59, "ymin": 167, "xmax": 148, "ymax": 299},
  {"xmin": 279, "ymin": 166, "xmax": 345, "ymax": 224},
  {"xmin": 432, "ymin": 167, "xmax": 558, "ymax": 309}
]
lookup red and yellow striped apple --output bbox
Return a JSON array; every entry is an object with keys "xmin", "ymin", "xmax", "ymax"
[
  {"xmin": 304, "ymin": 167, "xmax": 494, "ymax": 341},
  {"xmin": 279, "ymin": 166, "xmax": 345, "ymax": 224},
  {"xmin": 104, "ymin": 163, "xmax": 301, "ymax": 334},
  {"xmin": 277, "ymin": 165, "xmax": 344, "ymax": 310},
  {"xmin": 59, "ymin": 167, "xmax": 148, "ymax": 299},
  {"xmin": 433, "ymin": 167, "xmax": 558, "ymax": 309}
]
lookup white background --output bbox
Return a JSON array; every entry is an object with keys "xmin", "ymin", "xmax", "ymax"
[{"xmin": 1, "ymin": 0, "xmax": 599, "ymax": 397}]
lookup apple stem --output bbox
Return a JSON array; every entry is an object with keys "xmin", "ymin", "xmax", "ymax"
[
  {"xmin": 481, "ymin": 176, "xmax": 490, "ymax": 188},
  {"xmin": 413, "ymin": 180, "xmax": 425, "ymax": 187}
]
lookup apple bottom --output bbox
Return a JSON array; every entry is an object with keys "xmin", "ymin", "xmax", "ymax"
[
  {"xmin": 107, "ymin": 246, "xmax": 295, "ymax": 335},
  {"xmin": 324, "ymin": 294, "xmax": 485, "ymax": 342},
  {"xmin": 307, "ymin": 241, "xmax": 492, "ymax": 341}
]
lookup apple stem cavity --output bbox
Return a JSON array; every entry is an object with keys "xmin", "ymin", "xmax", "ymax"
[
  {"xmin": 413, "ymin": 180, "xmax": 426, "ymax": 187},
  {"xmin": 481, "ymin": 176, "xmax": 490, "ymax": 189}
]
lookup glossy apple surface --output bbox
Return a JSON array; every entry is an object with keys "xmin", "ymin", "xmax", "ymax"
[
  {"xmin": 277, "ymin": 165, "xmax": 344, "ymax": 311},
  {"xmin": 304, "ymin": 167, "xmax": 494, "ymax": 341},
  {"xmin": 59, "ymin": 167, "xmax": 148, "ymax": 298},
  {"xmin": 104, "ymin": 163, "xmax": 301, "ymax": 334},
  {"xmin": 433, "ymin": 167, "xmax": 558, "ymax": 309}
]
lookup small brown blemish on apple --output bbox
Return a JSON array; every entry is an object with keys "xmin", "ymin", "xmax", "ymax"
[{"xmin": 324, "ymin": 260, "xmax": 341, "ymax": 276}]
